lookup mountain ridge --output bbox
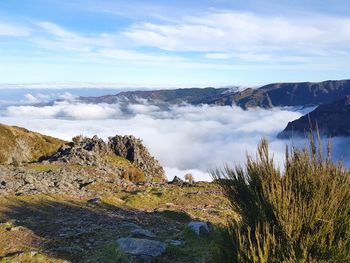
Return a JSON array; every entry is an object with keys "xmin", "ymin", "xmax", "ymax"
[{"xmin": 78, "ymin": 79, "xmax": 350, "ymax": 109}]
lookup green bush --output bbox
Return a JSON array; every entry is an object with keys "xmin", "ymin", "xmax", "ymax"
[{"xmin": 213, "ymin": 136, "xmax": 350, "ymax": 262}]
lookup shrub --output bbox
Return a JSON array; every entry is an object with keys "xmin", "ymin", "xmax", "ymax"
[
  {"xmin": 184, "ymin": 173, "xmax": 195, "ymax": 184},
  {"xmin": 72, "ymin": 134, "xmax": 83, "ymax": 144},
  {"xmin": 122, "ymin": 167, "xmax": 146, "ymax": 183},
  {"xmin": 212, "ymin": 136, "xmax": 350, "ymax": 262}
]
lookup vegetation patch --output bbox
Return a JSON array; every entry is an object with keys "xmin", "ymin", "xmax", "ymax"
[{"xmin": 214, "ymin": 137, "xmax": 350, "ymax": 262}]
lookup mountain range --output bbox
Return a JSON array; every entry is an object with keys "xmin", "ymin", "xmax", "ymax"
[{"xmin": 78, "ymin": 79, "xmax": 350, "ymax": 138}]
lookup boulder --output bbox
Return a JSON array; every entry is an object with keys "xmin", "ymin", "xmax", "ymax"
[
  {"xmin": 170, "ymin": 176, "xmax": 184, "ymax": 186},
  {"xmin": 116, "ymin": 238, "xmax": 167, "ymax": 258},
  {"xmin": 188, "ymin": 221, "xmax": 213, "ymax": 236},
  {"xmin": 130, "ymin": 228, "xmax": 156, "ymax": 238}
]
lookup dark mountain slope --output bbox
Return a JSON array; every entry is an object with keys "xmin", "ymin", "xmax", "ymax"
[
  {"xmin": 278, "ymin": 96, "xmax": 350, "ymax": 138},
  {"xmin": 205, "ymin": 79, "xmax": 350, "ymax": 109}
]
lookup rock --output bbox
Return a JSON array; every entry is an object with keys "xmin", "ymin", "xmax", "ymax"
[
  {"xmin": 166, "ymin": 240, "xmax": 184, "ymax": 246},
  {"xmin": 116, "ymin": 238, "xmax": 167, "ymax": 258},
  {"xmin": 188, "ymin": 221, "xmax": 213, "ymax": 236},
  {"xmin": 170, "ymin": 176, "xmax": 184, "ymax": 185},
  {"xmin": 109, "ymin": 135, "xmax": 166, "ymax": 182},
  {"xmin": 121, "ymin": 221, "xmax": 141, "ymax": 230},
  {"xmin": 130, "ymin": 228, "xmax": 156, "ymax": 238},
  {"xmin": 87, "ymin": 198, "xmax": 102, "ymax": 204}
]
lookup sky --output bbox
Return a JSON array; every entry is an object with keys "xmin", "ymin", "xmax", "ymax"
[{"xmin": 1, "ymin": 0, "xmax": 350, "ymax": 87}]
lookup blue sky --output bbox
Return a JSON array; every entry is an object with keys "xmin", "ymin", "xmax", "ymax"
[{"xmin": 1, "ymin": 0, "xmax": 350, "ymax": 87}]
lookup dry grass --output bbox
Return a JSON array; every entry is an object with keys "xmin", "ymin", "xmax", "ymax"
[
  {"xmin": 0, "ymin": 123, "xmax": 65, "ymax": 164},
  {"xmin": 213, "ymin": 136, "xmax": 350, "ymax": 262}
]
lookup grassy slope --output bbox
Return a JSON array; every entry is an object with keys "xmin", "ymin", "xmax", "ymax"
[
  {"xmin": 0, "ymin": 123, "xmax": 65, "ymax": 164},
  {"xmin": 0, "ymin": 183, "xmax": 235, "ymax": 263}
]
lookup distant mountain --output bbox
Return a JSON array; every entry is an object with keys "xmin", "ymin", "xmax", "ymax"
[
  {"xmin": 278, "ymin": 96, "xmax": 350, "ymax": 138},
  {"xmin": 80, "ymin": 87, "xmax": 231, "ymax": 106},
  {"xmin": 78, "ymin": 79, "xmax": 350, "ymax": 109}
]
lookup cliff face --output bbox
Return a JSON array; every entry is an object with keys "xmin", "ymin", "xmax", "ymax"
[
  {"xmin": 0, "ymin": 123, "xmax": 65, "ymax": 164},
  {"xmin": 278, "ymin": 96, "xmax": 350, "ymax": 138}
]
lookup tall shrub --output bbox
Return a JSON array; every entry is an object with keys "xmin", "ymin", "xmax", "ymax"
[{"xmin": 213, "ymin": 137, "xmax": 350, "ymax": 262}]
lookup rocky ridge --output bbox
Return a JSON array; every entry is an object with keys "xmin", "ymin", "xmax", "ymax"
[
  {"xmin": 79, "ymin": 79, "xmax": 350, "ymax": 109},
  {"xmin": 45, "ymin": 134, "xmax": 166, "ymax": 182},
  {"xmin": 0, "ymin": 125, "xmax": 167, "ymax": 196}
]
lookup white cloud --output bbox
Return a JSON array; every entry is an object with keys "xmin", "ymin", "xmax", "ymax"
[
  {"xmin": 0, "ymin": 100, "xmax": 308, "ymax": 181},
  {"xmin": 6, "ymin": 101, "xmax": 121, "ymax": 120},
  {"xmin": 205, "ymin": 53, "xmax": 232, "ymax": 59},
  {"xmin": 123, "ymin": 11, "xmax": 350, "ymax": 55},
  {"xmin": 23, "ymin": 94, "xmax": 40, "ymax": 104},
  {"xmin": 0, "ymin": 23, "xmax": 30, "ymax": 36}
]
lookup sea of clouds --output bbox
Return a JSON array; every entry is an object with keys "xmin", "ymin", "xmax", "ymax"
[{"xmin": 0, "ymin": 92, "xmax": 349, "ymax": 181}]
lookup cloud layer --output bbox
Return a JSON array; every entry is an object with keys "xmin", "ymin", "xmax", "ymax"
[{"xmin": 1, "ymin": 97, "xmax": 310, "ymax": 181}]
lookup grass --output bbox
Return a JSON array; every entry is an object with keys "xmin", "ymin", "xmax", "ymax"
[
  {"xmin": 0, "ymin": 123, "xmax": 65, "ymax": 164},
  {"xmin": 105, "ymin": 155, "xmax": 146, "ymax": 182},
  {"xmin": 213, "ymin": 136, "xmax": 350, "ymax": 262}
]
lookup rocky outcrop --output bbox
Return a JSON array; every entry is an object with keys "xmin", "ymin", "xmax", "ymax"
[
  {"xmin": 0, "ymin": 123, "xmax": 65, "ymax": 165},
  {"xmin": 109, "ymin": 135, "xmax": 165, "ymax": 182},
  {"xmin": 45, "ymin": 134, "xmax": 166, "ymax": 182},
  {"xmin": 0, "ymin": 165, "xmax": 124, "ymax": 196},
  {"xmin": 278, "ymin": 96, "xmax": 350, "ymax": 138}
]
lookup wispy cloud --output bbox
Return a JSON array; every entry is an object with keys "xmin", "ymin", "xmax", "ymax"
[
  {"xmin": 123, "ymin": 11, "xmax": 350, "ymax": 56},
  {"xmin": 0, "ymin": 22, "xmax": 30, "ymax": 36}
]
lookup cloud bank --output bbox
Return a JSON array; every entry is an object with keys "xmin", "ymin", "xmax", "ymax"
[
  {"xmin": 0, "ymin": 96, "xmax": 311, "ymax": 181},
  {"xmin": 3, "ymin": 94, "xmax": 349, "ymax": 180}
]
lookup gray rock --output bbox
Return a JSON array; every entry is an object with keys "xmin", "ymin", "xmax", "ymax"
[
  {"xmin": 121, "ymin": 221, "xmax": 141, "ymax": 230},
  {"xmin": 117, "ymin": 238, "xmax": 167, "ymax": 258},
  {"xmin": 87, "ymin": 198, "xmax": 102, "ymax": 204},
  {"xmin": 130, "ymin": 228, "xmax": 156, "ymax": 238},
  {"xmin": 188, "ymin": 221, "xmax": 213, "ymax": 236},
  {"xmin": 166, "ymin": 239, "xmax": 184, "ymax": 246}
]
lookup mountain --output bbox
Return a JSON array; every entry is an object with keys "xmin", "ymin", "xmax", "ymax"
[
  {"xmin": 207, "ymin": 79, "xmax": 350, "ymax": 109},
  {"xmin": 0, "ymin": 123, "xmax": 65, "ymax": 164},
  {"xmin": 278, "ymin": 96, "xmax": 350, "ymax": 138},
  {"xmin": 78, "ymin": 79, "xmax": 350, "ymax": 109},
  {"xmin": 80, "ymin": 87, "xmax": 231, "ymax": 106}
]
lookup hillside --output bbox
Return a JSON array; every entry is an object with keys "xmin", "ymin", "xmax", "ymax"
[
  {"xmin": 0, "ymin": 124, "xmax": 65, "ymax": 164},
  {"xmin": 0, "ymin": 124, "xmax": 234, "ymax": 263},
  {"xmin": 278, "ymin": 95, "xmax": 350, "ymax": 138},
  {"xmin": 78, "ymin": 79, "xmax": 350, "ymax": 109}
]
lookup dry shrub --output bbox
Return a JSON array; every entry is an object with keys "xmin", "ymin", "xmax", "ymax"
[
  {"xmin": 122, "ymin": 167, "xmax": 146, "ymax": 183},
  {"xmin": 213, "ymin": 136, "xmax": 350, "ymax": 262}
]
